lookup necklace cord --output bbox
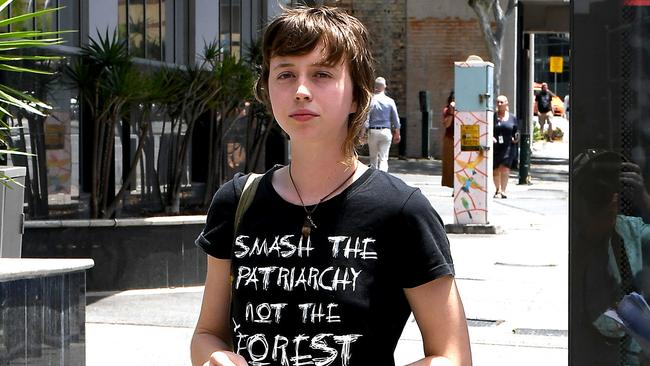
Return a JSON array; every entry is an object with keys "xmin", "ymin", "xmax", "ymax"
[{"xmin": 288, "ymin": 162, "xmax": 358, "ymax": 215}]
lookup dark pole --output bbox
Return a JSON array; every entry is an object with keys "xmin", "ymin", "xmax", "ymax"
[
  {"xmin": 518, "ymin": 28, "xmax": 532, "ymax": 184},
  {"xmin": 419, "ymin": 91, "xmax": 431, "ymax": 158}
]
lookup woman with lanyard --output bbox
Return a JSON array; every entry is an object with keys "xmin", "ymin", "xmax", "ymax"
[{"xmin": 492, "ymin": 95, "xmax": 519, "ymax": 199}]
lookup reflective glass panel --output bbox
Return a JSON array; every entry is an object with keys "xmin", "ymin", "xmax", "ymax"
[
  {"xmin": 129, "ymin": 0, "xmax": 145, "ymax": 58},
  {"xmin": 571, "ymin": 1, "xmax": 650, "ymax": 365},
  {"xmin": 145, "ymin": 0, "xmax": 161, "ymax": 60}
]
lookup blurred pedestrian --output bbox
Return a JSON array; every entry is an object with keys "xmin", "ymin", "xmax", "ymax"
[
  {"xmin": 536, "ymin": 82, "xmax": 555, "ymax": 141},
  {"xmin": 191, "ymin": 6, "xmax": 471, "ymax": 366},
  {"xmin": 441, "ymin": 91, "xmax": 455, "ymax": 189},
  {"xmin": 493, "ymin": 95, "xmax": 519, "ymax": 199},
  {"xmin": 564, "ymin": 93, "xmax": 570, "ymax": 121},
  {"xmin": 365, "ymin": 76, "xmax": 400, "ymax": 172}
]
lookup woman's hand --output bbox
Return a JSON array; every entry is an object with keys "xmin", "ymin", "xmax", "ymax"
[
  {"xmin": 203, "ymin": 351, "xmax": 249, "ymax": 366},
  {"xmin": 512, "ymin": 132, "xmax": 520, "ymax": 144}
]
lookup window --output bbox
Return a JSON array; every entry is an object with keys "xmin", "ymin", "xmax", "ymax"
[
  {"xmin": 220, "ymin": 0, "xmax": 242, "ymax": 59},
  {"xmin": 118, "ymin": 0, "xmax": 166, "ymax": 61}
]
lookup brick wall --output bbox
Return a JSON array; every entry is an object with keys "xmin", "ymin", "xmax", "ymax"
[
  {"xmin": 347, "ymin": 0, "xmax": 407, "ymax": 114},
  {"xmin": 406, "ymin": 16, "xmax": 489, "ymax": 158},
  {"xmin": 323, "ymin": 0, "xmax": 489, "ymax": 158}
]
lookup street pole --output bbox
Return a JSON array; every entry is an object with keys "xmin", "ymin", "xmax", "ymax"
[
  {"xmin": 519, "ymin": 33, "xmax": 534, "ymax": 185},
  {"xmin": 419, "ymin": 91, "xmax": 431, "ymax": 158}
]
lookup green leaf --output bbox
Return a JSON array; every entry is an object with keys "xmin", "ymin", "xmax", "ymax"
[
  {"xmin": 0, "ymin": 55, "xmax": 63, "ymax": 61},
  {"xmin": 0, "ymin": 104, "xmax": 13, "ymax": 117},
  {"xmin": 0, "ymin": 38, "xmax": 63, "ymax": 46},
  {"xmin": 0, "ymin": 30, "xmax": 76, "ymax": 39},
  {"xmin": 0, "ymin": 84, "xmax": 51, "ymax": 109},
  {"xmin": 0, "ymin": 0, "xmax": 12, "ymax": 15},
  {"xmin": 0, "ymin": 7, "xmax": 63, "ymax": 28},
  {"xmin": 0, "ymin": 149, "xmax": 33, "ymax": 156},
  {"xmin": 0, "ymin": 63, "xmax": 53, "ymax": 74},
  {"xmin": 0, "ymin": 89, "xmax": 46, "ymax": 115}
]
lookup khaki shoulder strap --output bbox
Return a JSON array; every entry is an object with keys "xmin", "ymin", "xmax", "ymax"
[{"xmin": 233, "ymin": 173, "xmax": 263, "ymax": 235}]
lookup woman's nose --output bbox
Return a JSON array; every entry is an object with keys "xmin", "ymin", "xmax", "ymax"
[{"xmin": 295, "ymin": 83, "xmax": 312, "ymax": 101}]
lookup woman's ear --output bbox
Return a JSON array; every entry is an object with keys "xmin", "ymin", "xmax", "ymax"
[{"xmin": 350, "ymin": 100, "xmax": 358, "ymax": 114}]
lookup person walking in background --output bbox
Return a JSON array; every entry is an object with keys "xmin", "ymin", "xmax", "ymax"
[
  {"xmin": 191, "ymin": 6, "xmax": 471, "ymax": 366},
  {"xmin": 564, "ymin": 93, "xmax": 570, "ymax": 121},
  {"xmin": 365, "ymin": 76, "xmax": 400, "ymax": 172},
  {"xmin": 535, "ymin": 82, "xmax": 554, "ymax": 141},
  {"xmin": 493, "ymin": 95, "xmax": 519, "ymax": 199},
  {"xmin": 441, "ymin": 91, "xmax": 455, "ymax": 189}
]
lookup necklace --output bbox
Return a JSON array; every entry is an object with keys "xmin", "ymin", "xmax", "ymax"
[{"xmin": 288, "ymin": 162, "xmax": 357, "ymax": 238}]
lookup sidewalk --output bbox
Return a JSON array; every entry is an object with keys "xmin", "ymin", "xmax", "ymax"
[{"xmin": 86, "ymin": 138, "xmax": 569, "ymax": 365}]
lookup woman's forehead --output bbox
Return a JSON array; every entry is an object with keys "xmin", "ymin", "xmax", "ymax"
[{"xmin": 270, "ymin": 43, "xmax": 345, "ymax": 67}]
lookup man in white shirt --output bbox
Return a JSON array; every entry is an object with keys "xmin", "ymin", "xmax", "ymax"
[{"xmin": 365, "ymin": 77, "xmax": 401, "ymax": 171}]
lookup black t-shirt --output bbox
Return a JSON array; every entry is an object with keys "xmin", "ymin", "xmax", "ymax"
[
  {"xmin": 536, "ymin": 91, "xmax": 552, "ymax": 113},
  {"xmin": 196, "ymin": 167, "xmax": 454, "ymax": 366}
]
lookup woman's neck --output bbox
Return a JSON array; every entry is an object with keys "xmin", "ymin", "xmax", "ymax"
[
  {"xmin": 497, "ymin": 110, "xmax": 507, "ymax": 119},
  {"xmin": 273, "ymin": 144, "xmax": 366, "ymax": 205}
]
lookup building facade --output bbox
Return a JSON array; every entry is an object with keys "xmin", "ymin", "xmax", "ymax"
[{"xmin": 1, "ymin": 0, "xmax": 569, "ymax": 218}]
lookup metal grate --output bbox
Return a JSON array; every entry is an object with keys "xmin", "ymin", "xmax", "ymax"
[
  {"xmin": 512, "ymin": 328, "xmax": 568, "ymax": 337},
  {"xmin": 466, "ymin": 318, "xmax": 503, "ymax": 327}
]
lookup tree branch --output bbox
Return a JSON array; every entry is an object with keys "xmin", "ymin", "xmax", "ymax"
[{"xmin": 505, "ymin": 0, "xmax": 517, "ymax": 18}]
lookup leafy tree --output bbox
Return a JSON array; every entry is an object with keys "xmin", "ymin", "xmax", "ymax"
[{"xmin": 468, "ymin": 0, "xmax": 517, "ymax": 98}]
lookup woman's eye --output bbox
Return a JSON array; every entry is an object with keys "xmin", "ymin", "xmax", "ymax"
[
  {"xmin": 277, "ymin": 72, "xmax": 293, "ymax": 79},
  {"xmin": 315, "ymin": 71, "xmax": 332, "ymax": 78}
]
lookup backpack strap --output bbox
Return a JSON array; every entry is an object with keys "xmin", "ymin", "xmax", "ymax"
[{"xmin": 233, "ymin": 173, "xmax": 263, "ymax": 235}]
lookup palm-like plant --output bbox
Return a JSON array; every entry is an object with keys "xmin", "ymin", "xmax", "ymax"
[
  {"xmin": 201, "ymin": 41, "xmax": 254, "ymax": 205},
  {"xmin": 0, "ymin": 0, "xmax": 66, "ymax": 168},
  {"xmin": 65, "ymin": 30, "xmax": 143, "ymax": 218}
]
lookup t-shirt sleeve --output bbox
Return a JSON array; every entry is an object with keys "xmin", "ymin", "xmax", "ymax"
[
  {"xmin": 395, "ymin": 188, "xmax": 455, "ymax": 288},
  {"xmin": 195, "ymin": 176, "xmax": 242, "ymax": 259}
]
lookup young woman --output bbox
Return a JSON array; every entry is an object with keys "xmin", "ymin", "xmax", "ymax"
[
  {"xmin": 492, "ymin": 95, "xmax": 519, "ymax": 199},
  {"xmin": 191, "ymin": 6, "xmax": 471, "ymax": 366}
]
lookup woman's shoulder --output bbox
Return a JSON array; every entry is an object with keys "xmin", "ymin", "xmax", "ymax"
[{"xmin": 358, "ymin": 169, "xmax": 422, "ymax": 204}]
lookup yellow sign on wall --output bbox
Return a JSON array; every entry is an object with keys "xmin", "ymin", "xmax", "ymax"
[
  {"xmin": 461, "ymin": 125, "xmax": 480, "ymax": 151},
  {"xmin": 550, "ymin": 56, "xmax": 564, "ymax": 73}
]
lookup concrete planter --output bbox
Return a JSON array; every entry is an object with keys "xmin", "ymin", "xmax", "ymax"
[{"xmin": 22, "ymin": 216, "xmax": 208, "ymax": 291}]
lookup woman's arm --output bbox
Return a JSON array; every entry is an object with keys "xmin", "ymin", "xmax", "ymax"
[
  {"xmin": 191, "ymin": 256, "xmax": 249, "ymax": 366},
  {"xmin": 404, "ymin": 275, "xmax": 472, "ymax": 366},
  {"xmin": 442, "ymin": 104, "xmax": 455, "ymax": 128}
]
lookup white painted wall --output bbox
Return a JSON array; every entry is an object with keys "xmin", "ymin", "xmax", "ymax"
[{"xmin": 88, "ymin": 0, "xmax": 117, "ymax": 40}]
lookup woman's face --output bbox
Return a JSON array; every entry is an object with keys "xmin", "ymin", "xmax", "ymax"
[
  {"xmin": 496, "ymin": 97, "xmax": 508, "ymax": 114},
  {"xmin": 267, "ymin": 46, "xmax": 356, "ymax": 150}
]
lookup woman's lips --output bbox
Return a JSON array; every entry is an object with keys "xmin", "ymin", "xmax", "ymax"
[{"xmin": 289, "ymin": 110, "xmax": 319, "ymax": 121}]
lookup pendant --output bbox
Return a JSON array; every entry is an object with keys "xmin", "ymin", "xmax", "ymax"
[{"xmin": 302, "ymin": 215, "xmax": 316, "ymax": 237}]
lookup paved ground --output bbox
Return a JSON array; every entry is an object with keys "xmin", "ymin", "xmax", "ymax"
[{"xmin": 86, "ymin": 123, "xmax": 570, "ymax": 365}]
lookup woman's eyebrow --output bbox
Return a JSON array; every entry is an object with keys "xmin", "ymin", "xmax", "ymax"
[
  {"xmin": 272, "ymin": 62, "xmax": 294, "ymax": 70},
  {"xmin": 272, "ymin": 61, "xmax": 336, "ymax": 70}
]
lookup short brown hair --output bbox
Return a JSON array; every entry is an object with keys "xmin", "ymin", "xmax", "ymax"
[{"xmin": 255, "ymin": 6, "xmax": 375, "ymax": 162}]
